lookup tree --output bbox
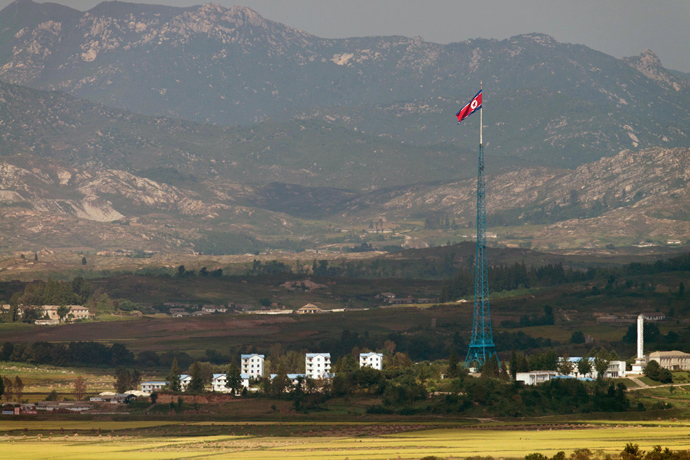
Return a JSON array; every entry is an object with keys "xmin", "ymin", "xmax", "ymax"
[
  {"xmin": 81, "ymin": 256, "xmax": 87, "ymax": 265},
  {"xmin": 333, "ymin": 354, "xmax": 358, "ymax": 375},
  {"xmin": 481, "ymin": 355, "xmax": 500, "ymax": 379},
  {"xmin": 571, "ymin": 331, "xmax": 585, "ymax": 344},
  {"xmin": 168, "ymin": 357, "xmax": 181, "ymax": 392},
  {"xmin": 0, "ymin": 375, "xmax": 3, "ymax": 400},
  {"xmin": 509, "ymin": 349, "xmax": 518, "ymax": 380},
  {"xmin": 114, "ymin": 367, "xmax": 141, "ymax": 393},
  {"xmin": 658, "ymin": 368, "xmax": 673, "ymax": 384},
  {"xmin": 448, "ymin": 348, "xmax": 459, "ymax": 378},
  {"xmin": 45, "ymin": 389, "xmax": 59, "ymax": 401},
  {"xmin": 644, "ymin": 360, "xmax": 661, "ymax": 381},
  {"xmin": 558, "ymin": 356, "xmax": 574, "ymax": 376},
  {"xmin": 2, "ymin": 376, "xmax": 13, "ymax": 401},
  {"xmin": 14, "ymin": 376, "xmax": 24, "ymax": 402},
  {"xmin": 57, "ymin": 305, "xmax": 70, "ymax": 321},
  {"xmin": 390, "ymin": 352, "xmax": 412, "ymax": 369},
  {"xmin": 73, "ymin": 376, "xmax": 87, "ymax": 400},
  {"xmin": 34, "ymin": 252, "xmax": 38, "ymax": 261},
  {"xmin": 187, "ymin": 360, "xmax": 205, "ymax": 393},
  {"xmin": 270, "ymin": 372, "xmax": 290, "ymax": 396},
  {"xmin": 150, "ymin": 392, "xmax": 158, "ymax": 404},
  {"xmin": 577, "ymin": 356, "xmax": 592, "ymax": 377},
  {"xmin": 593, "ymin": 349, "xmax": 610, "ymax": 379},
  {"xmin": 225, "ymin": 358, "xmax": 243, "ymax": 395},
  {"xmin": 621, "ymin": 443, "xmax": 645, "ymax": 460}
]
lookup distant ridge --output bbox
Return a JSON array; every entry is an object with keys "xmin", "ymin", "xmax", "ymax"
[{"xmin": 1, "ymin": 0, "xmax": 690, "ymax": 169}]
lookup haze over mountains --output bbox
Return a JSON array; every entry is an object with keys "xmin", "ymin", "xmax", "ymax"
[{"xmin": 0, "ymin": 0, "xmax": 689, "ymax": 253}]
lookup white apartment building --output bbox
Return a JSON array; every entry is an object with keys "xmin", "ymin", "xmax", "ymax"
[
  {"xmin": 305, "ymin": 353, "xmax": 331, "ymax": 380},
  {"xmin": 241, "ymin": 354, "xmax": 265, "ymax": 378},
  {"xmin": 359, "ymin": 352, "xmax": 383, "ymax": 370}
]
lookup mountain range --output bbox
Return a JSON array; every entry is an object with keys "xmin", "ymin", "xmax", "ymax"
[{"xmin": 0, "ymin": 0, "xmax": 689, "ymax": 253}]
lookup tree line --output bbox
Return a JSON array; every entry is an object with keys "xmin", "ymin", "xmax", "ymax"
[
  {"xmin": 526, "ymin": 444, "xmax": 690, "ymax": 460},
  {"xmin": 0, "ymin": 341, "xmax": 196, "ymax": 369},
  {"xmin": 440, "ymin": 251, "xmax": 690, "ymax": 302}
]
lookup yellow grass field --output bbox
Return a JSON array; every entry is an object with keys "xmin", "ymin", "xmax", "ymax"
[{"xmin": 1, "ymin": 422, "xmax": 689, "ymax": 460}]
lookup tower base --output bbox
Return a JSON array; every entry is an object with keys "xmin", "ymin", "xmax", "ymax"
[{"xmin": 464, "ymin": 343, "xmax": 499, "ymax": 368}]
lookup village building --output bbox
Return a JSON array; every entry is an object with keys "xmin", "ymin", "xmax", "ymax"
[
  {"xmin": 211, "ymin": 373, "xmax": 251, "ymax": 392},
  {"xmin": 359, "ymin": 352, "xmax": 383, "ymax": 370},
  {"xmin": 296, "ymin": 303, "xmax": 322, "ymax": 314},
  {"xmin": 560, "ymin": 357, "xmax": 627, "ymax": 379},
  {"xmin": 270, "ymin": 373, "xmax": 306, "ymax": 387},
  {"xmin": 201, "ymin": 305, "xmax": 227, "ymax": 313},
  {"xmin": 141, "ymin": 381, "xmax": 167, "ymax": 394},
  {"xmin": 642, "ymin": 312, "xmax": 666, "ymax": 321},
  {"xmin": 241, "ymin": 354, "xmax": 265, "ymax": 378},
  {"xmin": 89, "ymin": 392, "xmax": 134, "ymax": 404},
  {"xmin": 376, "ymin": 292, "xmax": 396, "ymax": 300},
  {"xmin": 647, "ymin": 351, "xmax": 690, "ymax": 371},
  {"xmin": 386, "ymin": 297, "xmax": 414, "ymax": 305},
  {"xmin": 35, "ymin": 319, "xmax": 60, "ymax": 326},
  {"xmin": 252, "ymin": 309, "xmax": 292, "ymax": 315},
  {"xmin": 305, "ymin": 353, "xmax": 331, "ymax": 380},
  {"xmin": 516, "ymin": 371, "xmax": 560, "ymax": 386},
  {"xmin": 35, "ymin": 401, "xmax": 92, "ymax": 412},
  {"xmin": 40, "ymin": 305, "xmax": 90, "ymax": 321},
  {"xmin": 179, "ymin": 374, "xmax": 191, "ymax": 391}
]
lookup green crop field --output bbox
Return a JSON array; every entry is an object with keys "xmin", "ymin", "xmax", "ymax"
[{"xmin": 0, "ymin": 422, "xmax": 689, "ymax": 460}]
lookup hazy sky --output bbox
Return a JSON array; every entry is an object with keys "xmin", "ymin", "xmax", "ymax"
[{"xmin": 3, "ymin": 0, "xmax": 689, "ymax": 72}]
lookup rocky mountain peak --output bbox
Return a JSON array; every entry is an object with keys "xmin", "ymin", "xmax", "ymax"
[
  {"xmin": 513, "ymin": 33, "xmax": 558, "ymax": 46},
  {"xmin": 624, "ymin": 49, "xmax": 688, "ymax": 91}
]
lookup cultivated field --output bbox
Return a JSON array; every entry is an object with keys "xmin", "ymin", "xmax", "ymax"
[{"xmin": 0, "ymin": 421, "xmax": 689, "ymax": 460}]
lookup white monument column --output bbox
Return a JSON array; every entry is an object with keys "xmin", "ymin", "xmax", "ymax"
[
  {"xmin": 632, "ymin": 314, "xmax": 646, "ymax": 373},
  {"xmin": 637, "ymin": 314, "xmax": 644, "ymax": 360}
]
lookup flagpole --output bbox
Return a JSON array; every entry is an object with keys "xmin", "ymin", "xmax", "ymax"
[{"xmin": 479, "ymin": 81, "xmax": 483, "ymax": 146}]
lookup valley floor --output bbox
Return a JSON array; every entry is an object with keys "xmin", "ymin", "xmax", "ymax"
[{"xmin": 0, "ymin": 421, "xmax": 688, "ymax": 460}]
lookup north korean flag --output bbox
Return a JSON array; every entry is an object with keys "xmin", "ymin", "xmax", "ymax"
[{"xmin": 456, "ymin": 90, "xmax": 482, "ymax": 123}]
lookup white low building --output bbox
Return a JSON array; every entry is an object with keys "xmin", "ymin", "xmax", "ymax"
[
  {"xmin": 212, "ymin": 373, "xmax": 251, "ymax": 393},
  {"xmin": 270, "ymin": 373, "xmax": 307, "ymax": 387},
  {"xmin": 40, "ymin": 305, "xmax": 90, "ymax": 322},
  {"xmin": 140, "ymin": 374, "xmax": 192, "ymax": 394},
  {"xmin": 141, "ymin": 381, "xmax": 167, "ymax": 394},
  {"xmin": 306, "ymin": 353, "xmax": 331, "ymax": 380},
  {"xmin": 516, "ymin": 370, "xmax": 559, "ymax": 386},
  {"xmin": 561, "ymin": 357, "xmax": 627, "ymax": 379},
  {"xmin": 605, "ymin": 360, "xmax": 627, "ymax": 378},
  {"xmin": 647, "ymin": 351, "xmax": 690, "ymax": 371},
  {"xmin": 179, "ymin": 374, "xmax": 191, "ymax": 391},
  {"xmin": 359, "ymin": 352, "xmax": 383, "ymax": 370},
  {"xmin": 241, "ymin": 354, "xmax": 265, "ymax": 378}
]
